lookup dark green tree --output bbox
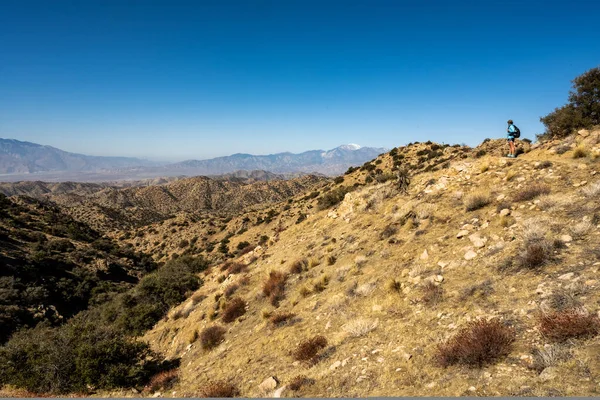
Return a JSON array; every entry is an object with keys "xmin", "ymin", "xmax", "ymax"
[{"xmin": 540, "ymin": 66, "xmax": 600, "ymax": 139}]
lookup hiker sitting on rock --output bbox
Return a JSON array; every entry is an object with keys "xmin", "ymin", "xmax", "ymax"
[{"xmin": 506, "ymin": 119, "xmax": 520, "ymax": 158}]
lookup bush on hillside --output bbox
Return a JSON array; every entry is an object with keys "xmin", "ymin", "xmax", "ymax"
[
  {"xmin": 200, "ymin": 326, "xmax": 226, "ymax": 350},
  {"xmin": 437, "ymin": 319, "xmax": 515, "ymax": 368},
  {"xmin": 292, "ymin": 336, "xmax": 328, "ymax": 363},
  {"xmin": 539, "ymin": 310, "xmax": 600, "ymax": 342},
  {"xmin": 539, "ymin": 66, "xmax": 600, "ymax": 140},
  {"xmin": 0, "ymin": 316, "xmax": 153, "ymax": 394},
  {"xmin": 317, "ymin": 186, "xmax": 354, "ymax": 210}
]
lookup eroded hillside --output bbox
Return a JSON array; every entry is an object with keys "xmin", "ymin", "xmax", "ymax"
[{"xmin": 131, "ymin": 130, "xmax": 600, "ymax": 397}]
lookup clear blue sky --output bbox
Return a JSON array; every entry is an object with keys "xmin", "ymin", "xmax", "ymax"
[{"xmin": 1, "ymin": 0, "xmax": 599, "ymax": 161}]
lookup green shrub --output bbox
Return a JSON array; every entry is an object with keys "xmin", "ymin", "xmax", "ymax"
[
  {"xmin": 317, "ymin": 186, "xmax": 354, "ymax": 210},
  {"xmin": 539, "ymin": 66, "xmax": 600, "ymax": 140}
]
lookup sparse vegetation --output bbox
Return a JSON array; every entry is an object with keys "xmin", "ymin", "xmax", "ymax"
[
  {"xmin": 200, "ymin": 326, "xmax": 226, "ymax": 349},
  {"xmin": 539, "ymin": 310, "xmax": 600, "ymax": 342},
  {"xmin": 269, "ymin": 312, "xmax": 295, "ymax": 326},
  {"xmin": 201, "ymin": 380, "xmax": 240, "ymax": 397},
  {"xmin": 513, "ymin": 184, "xmax": 551, "ymax": 202},
  {"xmin": 292, "ymin": 335, "xmax": 328, "ymax": 363},
  {"xmin": 221, "ymin": 297, "xmax": 246, "ymax": 323},
  {"xmin": 464, "ymin": 192, "xmax": 491, "ymax": 211},
  {"xmin": 263, "ymin": 271, "xmax": 287, "ymax": 306},
  {"xmin": 421, "ymin": 281, "xmax": 443, "ymax": 305},
  {"xmin": 437, "ymin": 319, "xmax": 515, "ymax": 368}
]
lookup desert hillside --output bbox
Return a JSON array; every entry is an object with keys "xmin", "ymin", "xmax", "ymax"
[
  {"xmin": 121, "ymin": 129, "xmax": 600, "ymax": 397},
  {"xmin": 1, "ymin": 129, "xmax": 600, "ymax": 397}
]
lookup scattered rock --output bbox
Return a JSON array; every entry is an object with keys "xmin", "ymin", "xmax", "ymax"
[
  {"xmin": 272, "ymin": 385, "xmax": 287, "ymax": 398},
  {"xmin": 151, "ymin": 392, "xmax": 162, "ymax": 398},
  {"xmin": 259, "ymin": 376, "xmax": 279, "ymax": 393},
  {"xmin": 560, "ymin": 235, "xmax": 573, "ymax": 243},
  {"xmin": 330, "ymin": 361, "xmax": 342, "ymax": 371},
  {"xmin": 420, "ymin": 249, "xmax": 429, "ymax": 260},
  {"xmin": 456, "ymin": 230, "xmax": 469, "ymax": 238},
  {"xmin": 539, "ymin": 367, "xmax": 558, "ymax": 382},
  {"xmin": 468, "ymin": 233, "xmax": 486, "ymax": 248},
  {"xmin": 558, "ymin": 272, "xmax": 575, "ymax": 280},
  {"xmin": 464, "ymin": 250, "xmax": 477, "ymax": 260},
  {"xmin": 500, "ymin": 208, "xmax": 511, "ymax": 217}
]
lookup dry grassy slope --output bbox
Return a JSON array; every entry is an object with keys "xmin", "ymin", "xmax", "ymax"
[{"xmin": 127, "ymin": 131, "xmax": 600, "ymax": 397}]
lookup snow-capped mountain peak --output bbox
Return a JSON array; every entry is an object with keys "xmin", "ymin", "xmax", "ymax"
[{"xmin": 338, "ymin": 143, "xmax": 362, "ymax": 151}]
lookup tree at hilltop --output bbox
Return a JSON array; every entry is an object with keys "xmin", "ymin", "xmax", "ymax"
[{"xmin": 539, "ymin": 66, "xmax": 600, "ymax": 140}]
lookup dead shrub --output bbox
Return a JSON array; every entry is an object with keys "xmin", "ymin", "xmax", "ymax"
[
  {"xmin": 535, "ymin": 160, "xmax": 553, "ymax": 169},
  {"xmin": 226, "ymin": 262, "xmax": 247, "ymax": 275},
  {"xmin": 201, "ymin": 380, "xmax": 240, "ymax": 397},
  {"xmin": 460, "ymin": 280, "xmax": 494, "ymax": 301},
  {"xmin": 147, "ymin": 369, "xmax": 179, "ymax": 393},
  {"xmin": 293, "ymin": 335, "xmax": 328, "ymax": 364},
  {"xmin": 200, "ymin": 325, "xmax": 226, "ymax": 349},
  {"xmin": 437, "ymin": 319, "xmax": 515, "ymax": 367},
  {"xmin": 224, "ymin": 284, "xmax": 239, "ymax": 298},
  {"xmin": 289, "ymin": 259, "xmax": 308, "ymax": 274},
  {"xmin": 539, "ymin": 310, "xmax": 600, "ymax": 342},
  {"xmin": 327, "ymin": 255, "xmax": 337, "ymax": 265},
  {"xmin": 269, "ymin": 312, "xmax": 296, "ymax": 326},
  {"xmin": 380, "ymin": 224, "xmax": 398, "ymax": 240},
  {"xmin": 513, "ymin": 184, "xmax": 551, "ymax": 202},
  {"xmin": 263, "ymin": 271, "xmax": 287, "ymax": 306},
  {"xmin": 516, "ymin": 239, "xmax": 552, "ymax": 270},
  {"xmin": 289, "ymin": 375, "xmax": 314, "ymax": 391},
  {"xmin": 530, "ymin": 344, "xmax": 570, "ymax": 372},
  {"xmin": 221, "ymin": 297, "xmax": 247, "ymax": 323},
  {"xmin": 464, "ymin": 192, "xmax": 491, "ymax": 212},
  {"xmin": 572, "ymin": 145, "xmax": 589, "ymax": 159},
  {"xmin": 421, "ymin": 281, "xmax": 443, "ymax": 305}
]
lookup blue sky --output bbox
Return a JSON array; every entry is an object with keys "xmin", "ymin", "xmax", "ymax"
[{"xmin": 1, "ymin": 0, "xmax": 599, "ymax": 161}]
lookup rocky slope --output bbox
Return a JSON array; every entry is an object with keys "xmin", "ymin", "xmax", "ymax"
[{"xmin": 124, "ymin": 129, "xmax": 600, "ymax": 397}]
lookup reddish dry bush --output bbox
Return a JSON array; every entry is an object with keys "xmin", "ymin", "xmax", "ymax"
[
  {"xmin": 224, "ymin": 284, "xmax": 239, "ymax": 298},
  {"xmin": 147, "ymin": 369, "xmax": 179, "ymax": 392},
  {"xmin": 289, "ymin": 259, "xmax": 308, "ymax": 274},
  {"xmin": 269, "ymin": 312, "xmax": 295, "ymax": 326},
  {"xmin": 201, "ymin": 380, "xmax": 240, "ymax": 397},
  {"xmin": 200, "ymin": 325, "xmax": 226, "ymax": 349},
  {"xmin": 226, "ymin": 262, "xmax": 248, "ymax": 275},
  {"xmin": 539, "ymin": 310, "xmax": 600, "ymax": 342},
  {"xmin": 513, "ymin": 184, "xmax": 551, "ymax": 202},
  {"xmin": 437, "ymin": 319, "xmax": 515, "ymax": 367},
  {"xmin": 516, "ymin": 240, "xmax": 551, "ymax": 269},
  {"xmin": 292, "ymin": 335, "xmax": 328, "ymax": 363},
  {"xmin": 288, "ymin": 375, "xmax": 314, "ymax": 391},
  {"xmin": 221, "ymin": 297, "xmax": 247, "ymax": 323},
  {"xmin": 421, "ymin": 281, "xmax": 443, "ymax": 305},
  {"xmin": 263, "ymin": 271, "xmax": 287, "ymax": 306}
]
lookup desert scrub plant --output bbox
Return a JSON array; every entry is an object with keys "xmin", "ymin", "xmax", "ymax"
[
  {"xmin": 516, "ymin": 239, "xmax": 553, "ymax": 270},
  {"xmin": 288, "ymin": 375, "xmax": 314, "ymax": 391},
  {"xmin": 572, "ymin": 144, "xmax": 589, "ymax": 158},
  {"xmin": 147, "ymin": 369, "xmax": 179, "ymax": 393},
  {"xmin": 317, "ymin": 186, "xmax": 353, "ymax": 210},
  {"xmin": 327, "ymin": 255, "xmax": 337, "ymax": 265},
  {"xmin": 437, "ymin": 319, "xmax": 515, "ymax": 368},
  {"xmin": 513, "ymin": 183, "xmax": 551, "ymax": 202},
  {"xmin": 539, "ymin": 310, "xmax": 600, "ymax": 342},
  {"xmin": 225, "ymin": 261, "xmax": 247, "ymax": 275},
  {"xmin": 200, "ymin": 326, "xmax": 226, "ymax": 349},
  {"xmin": 201, "ymin": 380, "xmax": 240, "ymax": 397},
  {"xmin": 379, "ymin": 223, "xmax": 398, "ymax": 240},
  {"xmin": 292, "ymin": 335, "xmax": 328, "ymax": 364},
  {"xmin": 223, "ymin": 283, "xmax": 239, "ymax": 298},
  {"xmin": 529, "ymin": 344, "xmax": 570, "ymax": 372},
  {"xmin": 189, "ymin": 329, "xmax": 199, "ymax": 344},
  {"xmin": 263, "ymin": 271, "xmax": 287, "ymax": 306},
  {"xmin": 464, "ymin": 191, "xmax": 491, "ymax": 211},
  {"xmin": 221, "ymin": 297, "xmax": 246, "ymax": 323},
  {"xmin": 289, "ymin": 258, "xmax": 308, "ymax": 274},
  {"xmin": 535, "ymin": 160, "xmax": 553, "ymax": 169},
  {"xmin": 570, "ymin": 220, "xmax": 593, "ymax": 239},
  {"xmin": 421, "ymin": 281, "xmax": 443, "ymax": 305},
  {"xmin": 387, "ymin": 278, "xmax": 402, "ymax": 293},
  {"xmin": 312, "ymin": 275, "xmax": 330, "ymax": 293},
  {"xmin": 342, "ymin": 318, "xmax": 379, "ymax": 338},
  {"xmin": 582, "ymin": 181, "xmax": 600, "ymax": 197},
  {"xmin": 269, "ymin": 312, "xmax": 296, "ymax": 326}
]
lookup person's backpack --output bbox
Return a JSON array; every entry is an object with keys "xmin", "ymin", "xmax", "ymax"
[{"xmin": 512, "ymin": 125, "xmax": 521, "ymax": 138}]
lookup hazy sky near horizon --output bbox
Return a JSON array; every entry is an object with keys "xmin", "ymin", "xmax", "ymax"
[{"xmin": 1, "ymin": 0, "xmax": 599, "ymax": 161}]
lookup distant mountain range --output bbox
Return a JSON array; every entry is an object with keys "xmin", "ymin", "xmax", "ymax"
[{"xmin": 0, "ymin": 138, "xmax": 387, "ymax": 181}]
